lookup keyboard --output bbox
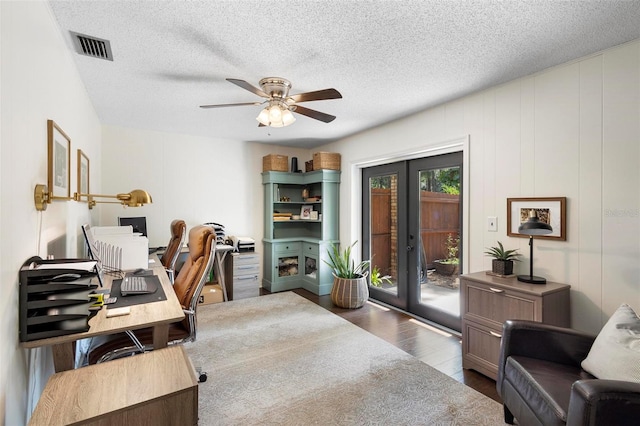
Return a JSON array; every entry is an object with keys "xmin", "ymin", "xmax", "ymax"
[{"xmin": 121, "ymin": 276, "xmax": 153, "ymax": 296}]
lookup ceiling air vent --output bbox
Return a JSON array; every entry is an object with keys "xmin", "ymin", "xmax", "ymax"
[{"xmin": 69, "ymin": 31, "xmax": 113, "ymax": 61}]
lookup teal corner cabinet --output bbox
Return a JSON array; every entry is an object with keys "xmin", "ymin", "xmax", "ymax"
[{"xmin": 262, "ymin": 170, "xmax": 340, "ymax": 295}]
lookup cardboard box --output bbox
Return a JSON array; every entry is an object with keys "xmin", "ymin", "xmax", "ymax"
[{"xmin": 198, "ymin": 283, "xmax": 224, "ymax": 305}]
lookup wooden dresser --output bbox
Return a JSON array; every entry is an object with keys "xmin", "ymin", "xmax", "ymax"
[{"xmin": 460, "ymin": 271, "xmax": 570, "ymax": 380}]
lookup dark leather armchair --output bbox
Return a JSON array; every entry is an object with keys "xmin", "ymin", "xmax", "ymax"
[
  {"xmin": 159, "ymin": 219, "xmax": 186, "ymax": 282},
  {"xmin": 88, "ymin": 225, "xmax": 215, "ymax": 364},
  {"xmin": 497, "ymin": 320, "xmax": 640, "ymax": 426}
]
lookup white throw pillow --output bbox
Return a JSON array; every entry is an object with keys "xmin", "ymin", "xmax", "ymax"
[{"xmin": 581, "ymin": 303, "xmax": 640, "ymax": 383}]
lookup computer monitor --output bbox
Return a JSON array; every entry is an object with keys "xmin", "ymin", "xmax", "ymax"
[{"xmin": 118, "ymin": 216, "xmax": 147, "ymax": 237}]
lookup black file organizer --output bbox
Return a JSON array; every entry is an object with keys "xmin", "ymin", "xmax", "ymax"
[{"xmin": 19, "ymin": 257, "xmax": 99, "ymax": 342}]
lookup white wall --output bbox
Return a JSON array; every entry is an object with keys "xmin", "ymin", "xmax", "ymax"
[
  {"xmin": 100, "ymin": 125, "xmax": 310, "ymax": 251},
  {"xmin": 0, "ymin": 2, "xmax": 102, "ymax": 424},
  {"xmin": 320, "ymin": 40, "xmax": 640, "ymax": 334}
]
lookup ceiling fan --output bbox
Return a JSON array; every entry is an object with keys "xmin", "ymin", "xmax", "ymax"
[{"xmin": 200, "ymin": 77, "xmax": 342, "ymax": 127}]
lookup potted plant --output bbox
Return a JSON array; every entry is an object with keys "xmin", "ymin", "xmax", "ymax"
[
  {"xmin": 484, "ymin": 241, "xmax": 521, "ymax": 275},
  {"xmin": 370, "ymin": 265, "xmax": 392, "ymax": 288},
  {"xmin": 324, "ymin": 241, "xmax": 370, "ymax": 308},
  {"xmin": 434, "ymin": 233, "xmax": 460, "ymax": 276}
]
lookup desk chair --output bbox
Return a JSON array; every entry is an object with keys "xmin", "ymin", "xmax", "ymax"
[
  {"xmin": 159, "ymin": 219, "xmax": 186, "ymax": 283},
  {"xmin": 88, "ymin": 225, "xmax": 215, "ymax": 365}
]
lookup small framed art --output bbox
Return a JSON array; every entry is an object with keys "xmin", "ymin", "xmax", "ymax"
[
  {"xmin": 47, "ymin": 119, "xmax": 71, "ymax": 200},
  {"xmin": 507, "ymin": 197, "xmax": 566, "ymax": 240},
  {"xmin": 77, "ymin": 149, "xmax": 90, "ymax": 198},
  {"xmin": 300, "ymin": 205, "xmax": 313, "ymax": 220}
]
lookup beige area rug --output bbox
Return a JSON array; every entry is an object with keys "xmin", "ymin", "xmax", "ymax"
[{"xmin": 184, "ymin": 292, "xmax": 504, "ymax": 425}]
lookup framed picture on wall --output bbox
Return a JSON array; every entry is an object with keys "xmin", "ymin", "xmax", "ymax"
[
  {"xmin": 77, "ymin": 149, "xmax": 89, "ymax": 199},
  {"xmin": 47, "ymin": 119, "xmax": 71, "ymax": 200},
  {"xmin": 507, "ymin": 197, "xmax": 566, "ymax": 240}
]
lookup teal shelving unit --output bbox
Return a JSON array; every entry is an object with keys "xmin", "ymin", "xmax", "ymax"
[{"xmin": 262, "ymin": 170, "xmax": 340, "ymax": 295}]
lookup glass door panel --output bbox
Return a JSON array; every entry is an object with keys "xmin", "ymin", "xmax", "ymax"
[
  {"xmin": 408, "ymin": 154, "xmax": 462, "ymax": 331},
  {"xmin": 363, "ymin": 163, "xmax": 407, "ymax": 310}
]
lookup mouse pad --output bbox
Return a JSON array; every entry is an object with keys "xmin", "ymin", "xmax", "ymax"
[{"xmin": 107, "ymin": 275, "xmax": 167, "ymax": 308}]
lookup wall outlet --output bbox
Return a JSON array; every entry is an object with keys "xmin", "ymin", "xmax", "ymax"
[{"xmin": 488, "ymin": 216, "xmax": 498, "ymax": 232}]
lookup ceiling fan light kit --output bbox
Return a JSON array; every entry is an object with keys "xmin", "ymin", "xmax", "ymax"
[
  {"xmin": 201, "ymin": 77, "xmax": 342, "ymax": 128},
  {"xmin": 256, "ymin": 101, "xmax": 296, "ymax": 127}
]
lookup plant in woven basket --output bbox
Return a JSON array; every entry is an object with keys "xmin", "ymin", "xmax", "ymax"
[
  {"xmin": 325, "ymin": 241, "xmax": 370, "ymax": 309},
  {"xmin": 324, "ymin": 241, "xmax": 370, "ymax": 279},
  {"xmin": 484, "ymin": 241, "xmax": 521, "ymax": 275}
]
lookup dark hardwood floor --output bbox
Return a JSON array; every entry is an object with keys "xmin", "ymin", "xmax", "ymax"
[{"xmin": 262, "ymin": 288, "xmax": 501, "ymax": 403}]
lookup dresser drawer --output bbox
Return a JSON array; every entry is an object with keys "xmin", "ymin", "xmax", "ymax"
[
  {"xmin": 233, "ymin": 263, "xmax": 260, "ymax": 276},
  {"xmin": 302, "ymin": 242, "xmax": 319, "ymax": 255},
  {"xmin": 464, "ymin": 282, "xmax": 538, "ymax": 327},
  {"xmin": 233, "ymin": 274, "xmax": 260, "ymax": 300},
  {"xmin": 273, "ymin": 242, "xmax": 301, "ymax": 253},
  {"xmin": 233, "ymin": 253, "xmax": 260, "ymax": 266},
  {"xmin": 462, "ymin": 320, "xmax": 503, "ymax": 380}
]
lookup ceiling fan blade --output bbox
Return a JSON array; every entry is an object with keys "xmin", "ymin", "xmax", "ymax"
[
  {"xmin": 289, "ymin": 88, "xmax": 342, "ymax": 103},
  {"xmin": 199, "ymin": 102, "xmax": 262, "ymax": 109},
  {"xmin": 226, "ymin": 78, "xmax": 270, "ymax": 98},
  {"xmin": 292, "ymin": 105, "xmax": 336, "ymax": 123}
]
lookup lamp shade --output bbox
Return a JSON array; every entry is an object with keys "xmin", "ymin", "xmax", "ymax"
[
  {"xmin": 518, "ymin": 210, "xmax": 553, "ymax": 235},
  {"xmin": 256, "ymin": 103, "xmax": 295, "ymax": 127},
  {"xmin": 117, "ymin": 189, "xmax": 152, "ymax": 207}
]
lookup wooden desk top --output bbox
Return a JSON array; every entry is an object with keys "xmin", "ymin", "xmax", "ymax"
[
  {"xmin": 21, "ymin": 259, "xmax": 184, "ymax": 349},
  {"xmin": 28, "ymin": 346, "xmax": 198, "ymax": 425}
]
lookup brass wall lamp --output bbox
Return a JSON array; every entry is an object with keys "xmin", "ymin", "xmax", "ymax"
[
  {"xmin": 34, "ymin": 184, "xmax": 152, "ymax": 211},
  {"xmin": 74, "ymin": 189, "xmax": 152, "ymax": 209},
  {"xmin": 34, "ymin": 184, "xmax": 50, "ymax": 211}
]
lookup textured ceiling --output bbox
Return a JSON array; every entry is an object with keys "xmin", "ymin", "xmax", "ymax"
[{"xmin": 48, "ymin": 1, "xmax": 640, "ymax": 148}]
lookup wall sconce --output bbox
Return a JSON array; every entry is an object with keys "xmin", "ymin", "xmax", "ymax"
[
  {"xmin": 517, "ymin": 209, "xmax": 553, "ymax": 284},
  {"xmin": 74, "ymin": 189, "xmax": 152, "ymax": 209},
  {"xmin": 34, "ymin": 184, "xmax": 49, "ymax": 211}
]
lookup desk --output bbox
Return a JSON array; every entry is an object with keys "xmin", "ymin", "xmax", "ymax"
[
  {"xmin": 21, "ymin": 258, "xmax": 184, "ymax": 372},
  {"xmin": 28, "ymin": 346, "xmax": 198, "ymax": 426}
]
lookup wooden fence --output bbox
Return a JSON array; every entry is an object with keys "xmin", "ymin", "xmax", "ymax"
[{"xmin": 370, "ymin": 190, "xmax": 460, "ymax": 276}]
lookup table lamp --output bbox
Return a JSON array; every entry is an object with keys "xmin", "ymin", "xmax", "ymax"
[{"xmin": 517, "ymin": 209, "xmax": 553, "ymax": 284}]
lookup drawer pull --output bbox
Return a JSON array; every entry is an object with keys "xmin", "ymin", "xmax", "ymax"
[
  {"xmin": 236, "ymin": 275, "xmax": 258, "ymax": 281},
  {"xmin": 237, "ymin": 265, "xmax": 254, "ymax": 270},
  {"xmin": 489, "ymin": 287, "xmax": 504, "ymax": 293},
  {"xmin": 489, "ymin": 331, "xmax": 502, "ymax": 338}
]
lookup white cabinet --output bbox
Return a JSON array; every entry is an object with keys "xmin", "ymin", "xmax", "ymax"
[{"xmin": 224, "ymin": 252, "xmax": 260, "ymax": 300}]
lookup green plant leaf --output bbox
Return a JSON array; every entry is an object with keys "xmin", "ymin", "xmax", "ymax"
[{"xmin": 323, "ymin": 241, "xmax": 370, "ymax": 279}]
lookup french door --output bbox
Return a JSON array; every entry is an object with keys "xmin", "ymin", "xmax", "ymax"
[{"xmin": 362, "ymin": 152, "xmax": 463, "ymax": 331}]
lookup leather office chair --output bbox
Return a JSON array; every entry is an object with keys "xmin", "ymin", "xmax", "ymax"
[
  {"xmin": 159, "ymin": 219, "xmax": 186, "ymax": 283},
  {"xmin": 88, "ymin": 225, "xmax": 215, "ymax": 364},
  {"xmin": 497, "ymin": 320, "xmax": 640, "ymax": 425}
]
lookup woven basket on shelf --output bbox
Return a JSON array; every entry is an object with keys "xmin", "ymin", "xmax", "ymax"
[
  {"xmin": 312, "ymin": 152, "xmax": 341, "ymax": 170},
  {"xmin": 262, "ymin": 154, "xmax": 288, "ymax": 172}
]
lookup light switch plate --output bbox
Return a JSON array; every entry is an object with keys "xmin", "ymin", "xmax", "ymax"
[{"xmin": 488, "ymin": 216, "xmax": 498, "ymax": 232}]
